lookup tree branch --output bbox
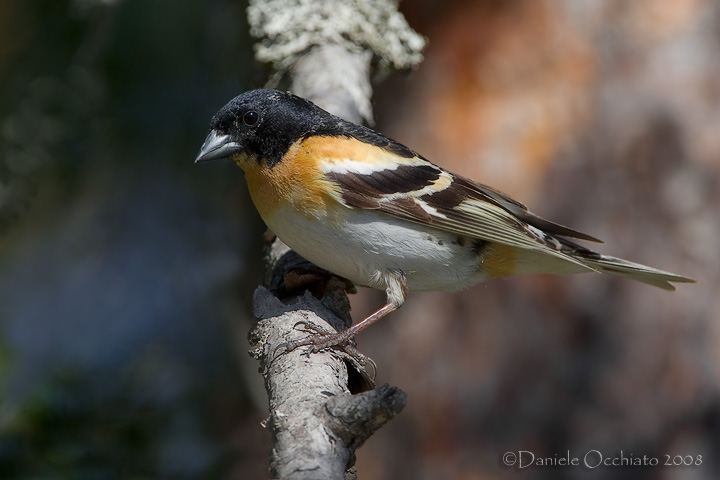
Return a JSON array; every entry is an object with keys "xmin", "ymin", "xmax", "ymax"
[{"xmin": 245, "ymin": 1, "xmax": 424, "ymax": 478}]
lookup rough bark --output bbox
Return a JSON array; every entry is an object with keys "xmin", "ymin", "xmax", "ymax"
[{"xmin": 245, "ymin": 1, "xmax": 424, "ymax": 478}]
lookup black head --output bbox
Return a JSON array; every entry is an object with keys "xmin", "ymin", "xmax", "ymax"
[{"xmin": 195, "ymin": 89, "xmax": 344, "ymax": 166}]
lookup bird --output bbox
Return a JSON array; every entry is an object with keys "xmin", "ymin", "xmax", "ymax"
[{"xmin": 195, "ymin": 88, "xmax": 695, "ymax": 351}]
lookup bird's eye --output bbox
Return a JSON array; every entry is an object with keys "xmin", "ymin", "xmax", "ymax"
[{"xmin": 243, "ymin": 111, "xmax": 259, "ymax": 126}]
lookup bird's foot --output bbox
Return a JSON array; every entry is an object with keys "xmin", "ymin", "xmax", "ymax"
[{"xmin": 274, "ymin": 320, "xmax": 376, "ymax": 381}]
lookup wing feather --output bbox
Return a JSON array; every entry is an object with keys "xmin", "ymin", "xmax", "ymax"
[{"xmin": 324, "ymin": 149, "xmax": 599, "ymax": 270}]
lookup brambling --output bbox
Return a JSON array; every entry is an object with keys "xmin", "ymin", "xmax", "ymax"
[{"xmin": 196, "ymin": 89, "xmax": 695, "ymax": 350}]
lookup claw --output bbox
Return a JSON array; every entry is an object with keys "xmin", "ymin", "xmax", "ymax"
[
  {"xmin": 291, "ymin": 319, "xmax": 333, "ymax": 336},
  {"xmin": 271, "ymin": 341, "xmax": 291, "ymax": 361},
  {"xmin": 272, "ymin": 323, "xmax": 356, "ymax": 358},
  {"xmin": 343, "ymin": 344, "xmax": 377, "ymax": 382},
  {"xmin": 270, "ymin": 323, "xmax": 377, "ymax": 387}
]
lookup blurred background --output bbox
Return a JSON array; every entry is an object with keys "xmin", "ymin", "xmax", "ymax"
[{"xmin": 0, "ymin": 0, "xmax": 717, "ymax": 479}]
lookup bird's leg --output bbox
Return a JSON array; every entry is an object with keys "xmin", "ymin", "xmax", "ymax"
[{"xmin": 276, "ymin": 270, "xmax": 408, "ymax": 360}]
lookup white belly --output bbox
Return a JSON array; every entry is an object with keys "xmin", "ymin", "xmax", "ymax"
[{"xmin": 264, "ymin": 205, "xmax": 486, "ymax": 292}]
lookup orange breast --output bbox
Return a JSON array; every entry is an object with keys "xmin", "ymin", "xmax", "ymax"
[{"xmin": 234, "ymin": 138, "xmax": 342, "ymax": 222}]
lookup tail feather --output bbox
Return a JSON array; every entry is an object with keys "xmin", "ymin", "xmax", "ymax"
[
  {"xmin": 578, "ymin": 254, "xmax": 696, "ymax": 291},
  {"xmin": 517, "ymin": 236, "xmax": 697, "ymax": 290},
  {"xmin": 505, "ymin": 232, "xmax": 695, "ymax": 290}
]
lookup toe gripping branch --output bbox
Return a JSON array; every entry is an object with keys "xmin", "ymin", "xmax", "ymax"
[{"xmin": 261, "ymin": 235, "xmax": 378, "ymax": 391}]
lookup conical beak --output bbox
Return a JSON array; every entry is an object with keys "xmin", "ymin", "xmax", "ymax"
[{"xmin": 195, "ymin": 130, "xmax": 243, "ymax": 163}]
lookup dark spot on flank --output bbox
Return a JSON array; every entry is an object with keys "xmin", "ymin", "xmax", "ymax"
[
  {"xmin": 437, "ymin": 239, "xmax": 444, "ymax": 246},
  {"xmin": 471, "ymin": 239, "xmax": 489, "ymax": 256},
  {"xmin": 456, "ymin": 236, "xmax": 466, "ymax": 247}
]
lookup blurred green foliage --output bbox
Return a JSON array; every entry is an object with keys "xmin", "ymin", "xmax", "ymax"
[{"xmin": 0, "ymin": 0, "xmax": 269, "ymax": 478}]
